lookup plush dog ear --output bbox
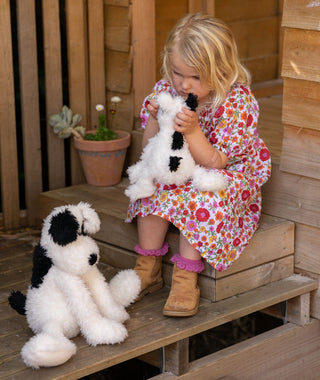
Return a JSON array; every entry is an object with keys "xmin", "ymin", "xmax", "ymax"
[
  {"xmin": 76, "ymin": 202, "xmax": 100, "ymax": 235},
  {"xmin": 48, "ymin": 210, "xmax": 79, "ymax": 246}
]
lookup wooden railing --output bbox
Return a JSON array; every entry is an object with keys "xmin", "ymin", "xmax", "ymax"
[{"xmin": 0, "ymin": 0, "xmax": 107, "ymax": 228}]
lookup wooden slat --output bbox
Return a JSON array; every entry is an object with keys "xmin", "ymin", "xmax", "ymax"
[
  {"xmin": 280, "ymin": 125, "xmax": 320, "ymax": 180},
  {"xmin": 104, "ymin": 4, "xmax": 131, "ymax": 52},
  {"xmin": 282, "ymin": 78, "xmax": 320, "ymax": 131},
  {"xmin": 282, "ymin": 0, "xmax": 320, "ymax": 31},
  {"xmin": 262, "ymin": 163, "xmax": 320, "ymax": 229},
  {"xmin": 230, "ymin": 17, "xmax": 280, "ymax": 60},
  {"xmin": 88, "ymin": 0, "xmax": 106, "ymax": 129},
  {"xmin": 42, "ymin": 0, "xmax": 65, "ymax": 190},
  {"xmin": 16, "ymin": 0, "xmax": 42, "ymax": 225},
  {"xmin": 0, "ymin": 0, "xmax": 20, "ymax": 228},
  {"xmin": 132, "ymin": 0, "xmax": 156, "ymax": 117},
  {"xmin": 282, "ymin": 28, "xmax": 320, "ymax": 83},
  {"xmin": 65, "ymin": 0, "xmax": 88, "ymax": 184},
  {"xmin": 215, "ymin": 255, "xmax": 294, "ymax": 301},
  {"xmin": 215, "ymin": 0, "xmax": 279, "ymax": 22},
  {"xmin": 295, "ymin": 223, "xmax": 320, "ymax": 275},
  {"xmin": 105, "ymin": 49, "xmax": 132, "ymax": 93}
]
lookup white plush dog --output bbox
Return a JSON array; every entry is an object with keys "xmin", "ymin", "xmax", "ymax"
[
  {"xmin": 8, "ymin": 202, "xmax": 141, "ymax": 369},
  {"xmin": 125, "ymin": 92, "xmax": 227, "ymax": 202}
]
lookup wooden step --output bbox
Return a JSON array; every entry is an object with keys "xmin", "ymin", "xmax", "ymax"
[
  {"xmin": 1, "ymin": 273, "xmax": 317, "ymax": 380},
  {"xmin": 40, "ymin": 180, "xmax": 294, "ymax": 302}
]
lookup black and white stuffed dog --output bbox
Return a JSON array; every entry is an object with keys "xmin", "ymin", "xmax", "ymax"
[
  {"xmin": 8, "ymin": 202, "xmax": 141, "ymax": 369},
  {"xmin": 125, "ymin": 92, "xmax": 227, "ymax": 202}
]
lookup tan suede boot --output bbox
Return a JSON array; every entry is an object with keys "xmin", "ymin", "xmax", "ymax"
[
  {"xmin": 163, "ymin": 254, "xmax": 204, "ymax": 317},
  {"xmin": 134, "ymin": 243, "xmax": 168, "ymax": 301},
  {"xmin": 134, "ymin": 255, "xmax": 163, "ymax": 301}
]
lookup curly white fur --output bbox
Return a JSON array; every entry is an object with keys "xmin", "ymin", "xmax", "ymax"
[
  {"xmin": 10, "ymin": 202, "xmax": 141, "ymax": 369},
  {"xmin": 125, "ymin": 92, "xmax": 227, "ymax": 202}
]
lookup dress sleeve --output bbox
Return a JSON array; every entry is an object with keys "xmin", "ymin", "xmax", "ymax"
[
  {"xmin": 209, "ymin": 84, "xmax": 271, "ymax": 185},
  {"xmin": 140, "ymin": 80, "xmax": 172, "ymax": 129}
]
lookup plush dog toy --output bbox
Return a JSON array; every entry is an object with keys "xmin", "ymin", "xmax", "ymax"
[
  {"xmin": 8, "ymin": 202, "xmax": 141, "ymax": 369},
  {"xmin": 125, "ymin": 92, "xmax": 227, "ymax": 202}
]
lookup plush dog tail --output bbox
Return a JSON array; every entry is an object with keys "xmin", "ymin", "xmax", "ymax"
[{"xmin": 8, "ymin": 290, "xmax": 26, "ymax": 315}]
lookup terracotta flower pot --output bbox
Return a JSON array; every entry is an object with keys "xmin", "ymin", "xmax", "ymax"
[{"xmin": 74, "ymin": 130, "xmax": 131, "ymax": 186}]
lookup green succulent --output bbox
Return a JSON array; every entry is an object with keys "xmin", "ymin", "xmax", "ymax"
[{"xmin": 48, "ymin": 105, "xmax": 85, "ymax": 139}]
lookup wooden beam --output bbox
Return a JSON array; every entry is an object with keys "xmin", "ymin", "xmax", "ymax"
[
  {"xmin": 42, "ymin": 0, "xmax": 65, "ymax": 190},
  {"xmin": 0, "ymin": 0, "xmax": 20, "ymax": 228},
  {"xmin": 88, "ymin": 0, "xmax": 106, "ymax": 129},
  {"xmin": 16, "ymin": 0, "xmax": 42, "ymax": 225},
  {"xmin": 132, "ymin": 0, "xmax": 156, "ymax": 117},
  {"xmin": 65, "ymin": 0, "xmax": 88, "ymax": 184}
]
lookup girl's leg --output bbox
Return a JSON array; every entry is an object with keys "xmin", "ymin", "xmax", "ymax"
[
  {"xmin": 163, "ymin": 233, "xmax": 204, "ymax": 317},
  {"xmin": 134, "ymin": 215, "xmax": 170, "ymax": 301},
  {"xmin": 137, "ymin": 215, "xmax": 169, "ymax": 249}
]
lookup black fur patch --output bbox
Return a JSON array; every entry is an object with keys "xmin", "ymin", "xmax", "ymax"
[
  {"xmin": 171, "ymin": 131, "xmax": 184, "ymax": 150},
  {"xmin": 169, "ymin": 156, "xmax": 182, "ymax": 172},
  {"xmin": 8, "ymin": 290, "xmax": 26, "ymax": 315},
  {"xmin": 49, "ymin": 209, "xmax": 79, "ymax": 246},
  {"xmin": 185, "ymin": 93, "xmax": 198, "ymax": 112},
  {"xmin": 31, "ymin": 243, "xmax": 53, "ymax": 288}
]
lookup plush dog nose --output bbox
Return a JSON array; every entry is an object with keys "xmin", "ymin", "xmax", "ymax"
[{"xmin": 89, "ymin": 253, "xmax": 98, "ymax": 266}]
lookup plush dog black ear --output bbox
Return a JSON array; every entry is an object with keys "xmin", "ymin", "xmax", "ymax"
[{"xmin": 48, "ymin": 209, "xmax": 79, "ymax": 246}]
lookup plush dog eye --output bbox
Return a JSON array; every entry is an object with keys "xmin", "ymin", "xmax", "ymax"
[
  {"xmin": 89, "ymin": 253, "xmax": 98, "ymax": 266},
  {"xmin": 80, "ymin": 223, "xmax": 87, "ymax": 236}
]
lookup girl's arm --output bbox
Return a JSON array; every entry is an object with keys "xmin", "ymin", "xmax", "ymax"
[
  {"xmin": 174, "ymin": 107, "xmax": 228, "ymax": 169},
  {"xmin": 141, "ymin": 99, "xmax": 159, "ymax": 149}
]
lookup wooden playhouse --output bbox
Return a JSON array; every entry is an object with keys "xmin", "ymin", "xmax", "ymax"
[{"xmin": 1, "ymin": 0, "xmax": 320, "ymax": 378}]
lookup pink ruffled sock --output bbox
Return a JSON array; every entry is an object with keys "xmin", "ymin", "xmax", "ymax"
[
  {"xmin": 171, "ymin": 253, "xmax": 204, "ymax": 273},
  {"xmin": 134, "ymin": 242, "xmax": 169, "ymax": 257}
]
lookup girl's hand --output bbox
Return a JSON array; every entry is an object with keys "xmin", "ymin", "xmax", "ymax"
[
  {"xmin": 173, "ymin": 107, "xmax": 199, "ymax": 136},
  {"xmin": 146, "ymin": 99, "xmax": 159, "ymax": 119}
]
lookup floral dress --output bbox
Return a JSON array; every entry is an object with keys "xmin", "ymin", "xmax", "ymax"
[{"xmin": 126, "ymin": 80, "xmax": 271, "ymax": 271}]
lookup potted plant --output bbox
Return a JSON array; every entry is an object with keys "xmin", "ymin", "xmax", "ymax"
[{"xmin": 49, "ymin": 97, "xmax": 130, "ymax": 186}]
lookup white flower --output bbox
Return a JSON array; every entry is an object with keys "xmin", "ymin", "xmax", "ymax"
[
  {"xmin": 111, "ymin": 96, "xmax": 122, "ymax": 104},
  {"xmin": 96, "ymin": 104, "xmax": 104, "ymax": 111}
]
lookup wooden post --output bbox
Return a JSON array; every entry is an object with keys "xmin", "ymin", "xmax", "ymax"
[
  {"xmin": 0, "ymin": 0, "xmax": 20, "ymax": 228},
  {"xmin": 16, "ymin": 0, "xmax": 43, "ymax": 225},
  {"xmin": 132, "ymin": 0, "xmax": 156, "ymax": 117},
  {"xmin": 42, "ymin": 0, "xmax": 65, "ymax": 190},
  {"xmin": 65, "ymin": 0, "xmax": 89, "ymax": 185},
  {"xmin": 88, "ymin": 0, "xmax": 106, "ymax": 129}
]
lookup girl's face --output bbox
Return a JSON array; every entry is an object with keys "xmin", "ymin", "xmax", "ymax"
[{"xmin": 170, "ymin": 49, "xmax": 212, "ymax": 105}]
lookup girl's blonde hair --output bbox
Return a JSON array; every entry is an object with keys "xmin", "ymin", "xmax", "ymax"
[{"xmin": 161, "ymin": 13, "xmax": 251, "ymax": 109}]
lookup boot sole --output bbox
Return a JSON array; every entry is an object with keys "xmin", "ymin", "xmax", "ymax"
[
  {"xmin": 162, "ymin": 305, "xmax": 199, "ymax": 317},
  {"xmin": 135, "ymin": 280, "xmax": 163, "ymax": 302}
]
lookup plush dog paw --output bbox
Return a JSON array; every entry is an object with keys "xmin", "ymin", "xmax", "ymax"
[
  {"xmin": 109, "ymin": 269, "xmax": 141, "ymax": 307},
  {"xmin": 21, "ymin": 333, "xmax": 76, "ymax": 369},
  {"xmin": 84, "ymin": 318, "xmax": 128, "ymax": 346}
]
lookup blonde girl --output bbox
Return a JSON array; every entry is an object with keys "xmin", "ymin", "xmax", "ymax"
[{"xmin": 126, "ymin": 13, "xmax": 271, "ymax": 317}]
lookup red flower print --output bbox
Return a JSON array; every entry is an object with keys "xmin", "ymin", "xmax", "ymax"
[
  {"xmin": 214, "ymin": 105, "xmax": 224, "ymax": 118},
  {"xmin": 259, "ymin": 148, "xmax": 270, "ymax": 162},
  {"xmin": 240, "ymin": 85, "xmax": 249, "ymax": 95},
  {"xmin": 216, "ymin": 221, "xmax": 224, "ymax": 233},
  {"xmin": 196, "ymin": 208, "xmax": 210, "ymax": 222},
  {"xmin": 238, "ymin": 217, "xmax": 243, "ymax": 228},
  {"xmin": 233, "ymin": 238, "xmax": 241, "ymax": 247},
  {"xmin": 249, "ymin": 204, "xmax": 259, "ymax": 212},
  {"xmin": 246, "ymin": 114, "xmax": 253, "ymax": 127},
  {"xmin": 209, "ymin": 133, "xmax": 218, "ymax": 144},
  {"xmin": 241, "ymin": 190, "xmax": 250, "ymax": 201}
]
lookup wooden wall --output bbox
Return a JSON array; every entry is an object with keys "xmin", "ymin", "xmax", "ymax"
[
  {"xmin": 0, "ymin": 0, "xmax": 133, "ymax": 229},
  {"xmin": 262, "ymin": 0, "xmax": 320, "ymax": 318}
]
